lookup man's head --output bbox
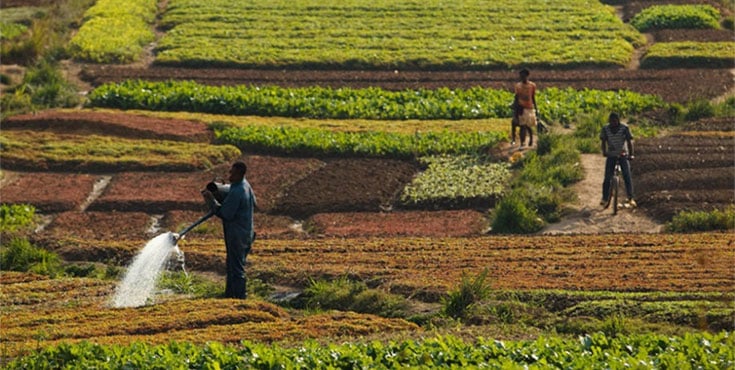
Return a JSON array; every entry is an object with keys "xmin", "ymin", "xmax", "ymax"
[
  {"xmin": 519, "ymin": 68, "xmax": 530, "ymax": 81},
  {"xmin": 228, "ymin": 161, "xmax": 247, "ymax": 183},
  {"xmin": 609, "ymin": 112, "xmax": 620, "ymax": 127}
]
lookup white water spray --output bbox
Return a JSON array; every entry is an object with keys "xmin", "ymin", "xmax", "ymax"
[{"xmin": 110, "ymin": 232, "xmax": 183, "ymax": 308}]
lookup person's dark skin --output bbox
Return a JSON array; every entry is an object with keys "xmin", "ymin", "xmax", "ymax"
[
  {"xmin": 514, "ymin": 69, "xmax": 536, "ymax": 147},
  {"xmin": 228, "ymin": 164, "xmax": 244, "ymax": 184}
]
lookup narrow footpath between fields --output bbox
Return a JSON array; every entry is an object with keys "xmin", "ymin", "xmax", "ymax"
[{"xmin": 540, "ymin": 154, "xmax": 663, "ymax": 235}]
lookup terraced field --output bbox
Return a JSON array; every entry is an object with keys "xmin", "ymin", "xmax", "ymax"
[{"xmin": 1, "ymin": 0, "xmax": 734, "ymax": 367}]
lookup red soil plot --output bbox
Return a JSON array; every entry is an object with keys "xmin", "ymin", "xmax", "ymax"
[
  {"xmin": 651, "ymin": 29, "xmax": 735, "ymax": 43},
  {"xmin": 44, "ymin": 211, "xmax": 155, "ymax": 241},
  {"xmin": 307, "ymin": 210, "xmax": 488, "ymax": 238},
  {"xmin": 87, "ymin": 171, "xmax": 220, "ymax": 213},
  {"xmin": 0, "ymin": 172, "xmax": 101, "ymax": 213},
  {"xmin": 86, "ymin": 154, "xmax": 326, "ymax": 214}
]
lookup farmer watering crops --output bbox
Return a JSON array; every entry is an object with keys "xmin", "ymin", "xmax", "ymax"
[
  {"xmin": 600, "ymin": 112, "xmax": 637, "ymax": 208},
  {"xmin": 201, "ymin": 161, "xmax": 257, "ymax": 299},
  {"xmin": 512, "ymin": 68, "xmax": 537, "ymax": 149}
]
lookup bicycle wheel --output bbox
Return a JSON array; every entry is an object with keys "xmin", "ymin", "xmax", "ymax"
[{"xmin": 612, "ymin": 175, "xmax": 620, "ymax": 215}]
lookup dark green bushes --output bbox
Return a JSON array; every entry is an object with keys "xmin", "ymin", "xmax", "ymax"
[
  {"xmin": 1, "ymin": 59, "xmax": 80, "ymax": 117},
  {"xmin": 491, "ymin": 134, "xmax": 582, "ymax": 233},
  {"xmin": 87, "ymin": 80, "xmax": 665, "ymax": 123},
  {"xmin": 293, "ymin": 276, "xmax": 409, "ymax": 318},
  {"xmin": 0, "ymin": 238, "xmax": 63, "ymax": 277},
  {"xmin": 442, "ymin": 268, "xmax": 491, "ymax": 320},
  {"xmin": 666, "ymin": 206, "xmax": 735, "ymax": 232}
]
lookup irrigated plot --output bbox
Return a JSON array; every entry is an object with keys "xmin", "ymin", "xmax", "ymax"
[{"xmin": 80, "ymin": 67, "xmax": 735, "ymax": 104}]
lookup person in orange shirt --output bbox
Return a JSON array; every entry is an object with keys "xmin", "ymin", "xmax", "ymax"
[{"xmin": 513, "ymin": 68, "xmax": 537, "ymax": 148}]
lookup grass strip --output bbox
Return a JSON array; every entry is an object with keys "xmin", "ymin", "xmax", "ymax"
[{"xmin": 0, "ymin": 131, "xmax": 240, "ymax": 171}]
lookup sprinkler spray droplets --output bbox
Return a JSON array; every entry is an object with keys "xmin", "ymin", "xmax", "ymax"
[{"xmin": 110, "ymin": 232, "xmax": 186, "ymax": 308}]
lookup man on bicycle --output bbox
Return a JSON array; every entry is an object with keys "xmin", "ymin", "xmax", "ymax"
[{"xmin": 600, "ymin": 112, "xmax": 636, "ymax": 208}]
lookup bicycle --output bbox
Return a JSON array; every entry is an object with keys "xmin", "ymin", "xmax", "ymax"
[{"xmin": 604, "ymin": 153, "xmax": 633, "ymax": 215}]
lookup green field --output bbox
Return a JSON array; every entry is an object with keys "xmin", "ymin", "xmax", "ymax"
[{"xmin": 156, "ymin": 0, "xmax": 644, "ymax": 69}]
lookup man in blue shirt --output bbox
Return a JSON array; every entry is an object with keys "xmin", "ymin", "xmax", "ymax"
[{"xmin": 203, "ymin": 161, "xmax": 256, "ymax": 299}]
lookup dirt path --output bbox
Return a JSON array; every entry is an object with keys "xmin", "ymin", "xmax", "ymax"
[{"xmin": 540, "ymin": 154, "xmax": 664, "ymax": 235}]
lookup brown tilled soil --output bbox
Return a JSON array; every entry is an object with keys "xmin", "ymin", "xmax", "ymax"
[
  {"xmin": 45, "ymin": 211, "xmax": 154, "ymax": 241},
  {"xmin": 0, "ymin": 172, "xmax": 102, "ymax": 213},
  {"xmin": 87, "ymin": 171, "xmax": 220, "ymax": 213},
  {"xmin": 308, "ymin": 210, "xmax": 488, "ymax": 237},
  {"xmin": 634, "ymin": 124, "xmax": 735, "ymax": 221},
  {"xmin": 271, "ymin": 158, "xmax": 419, "ymax": 218}
]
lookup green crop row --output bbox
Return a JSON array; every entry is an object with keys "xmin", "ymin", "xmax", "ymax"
[
  {"xmin": 400, "ymin": 155, "xmax": 510, "ymax": 208},
  {"xmin": 155, "ymin": 0, "xmax": 643, "ymax": 69},
  {"xmin": 631, "ymin": 5, "xmax": 721, "ymax": 32},
  {"xmin": 641, "ymin": 41, "xmax": 735, "ymax": 69},
  {"xmin": 87, "ymin": 80, "xmax": 666, "ymax": 124},
  {"xmin": 68, "ymin": 0, "xmax": 157, "ymax": 63},
  {"xmin": 7, "ymin": 332, "xmax": 733, "ymax": 369},
  {"xmin": 214, "ymin": 125, "xmax": 505, "ymax": 159}
]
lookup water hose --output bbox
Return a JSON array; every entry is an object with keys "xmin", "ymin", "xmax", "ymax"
[
  {"xmin": 171, "ymin": 210, "xmax": 215, "ymax": 243},
  {"xmin": 171, "ymin": 181, "xmax": 229, "ymax": 244}
]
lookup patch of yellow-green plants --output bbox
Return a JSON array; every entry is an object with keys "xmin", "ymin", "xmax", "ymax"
[
  {"xmin": 641, "ymin": 41, "xmax": 735, "ymax": 69},
  {"xmin": 156, "ymin": 0, "xmax": 644, "ymax": 69},
  {"xmin": 68, "ymin": 0, "xmax": 157, "ymax": 63},
  {"xmin": 0, "ymin": 130, "xmax": 240, "ymax": 171},
  {"xmin": 630, "ymin": 5, "xmax": 722, "ymax": 32},
  {"xmin": 400, "ymin": 155, "xmax": 510, "ymax": 208},
  {"xmin": 87, "ymin": 80, "xmax": 666, "ymax": 123}
]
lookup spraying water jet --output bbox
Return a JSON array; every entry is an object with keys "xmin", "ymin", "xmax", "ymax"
[{"xmin": 110, "ymin": 181, "xmax": 229, "ymax": 308}]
